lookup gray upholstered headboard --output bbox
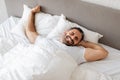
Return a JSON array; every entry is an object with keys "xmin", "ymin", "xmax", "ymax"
[{"xmin": 5, "ymin": 0, "xmax": 120, "ymax": 50}]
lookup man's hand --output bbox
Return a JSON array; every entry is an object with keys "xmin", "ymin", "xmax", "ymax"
[
  {"xmin": 78, "ymin": 40, "xmax": 87, "ymax": 47},
  {"xmin": 31, "ymin": 5, "xmax": 41, "ymax": 14}
]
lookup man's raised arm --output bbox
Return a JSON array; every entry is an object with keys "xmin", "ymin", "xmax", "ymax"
[
  {"xmin": 25, "ymin": 6, "xmax": 40, "ymax": 44},
  {"xmin": 79, "ymin": 41, "xmax": 108, "ymax": 62}
]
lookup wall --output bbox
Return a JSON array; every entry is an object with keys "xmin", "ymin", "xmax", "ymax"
[
  {"xmin": 4, "ymin": 0, "xmax": 37, "ymax": 17},
  {"xmin": 82, "ymin": 0, "xmax": 120, "ymax": 10},
  {"xmin": 0, "ymin": 0, "xmax": 8, "ymax": 24}
]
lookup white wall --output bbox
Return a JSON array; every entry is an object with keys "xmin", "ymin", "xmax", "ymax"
[
  {"xmin": 0, "ymin": 0, "xmax": 8, "ymax": 24},
  {"xmin": 82, "ymin": 0, "xmax": 120, "ymax": 10}
]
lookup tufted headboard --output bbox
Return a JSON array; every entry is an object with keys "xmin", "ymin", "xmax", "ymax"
[{"xmin": 5, "ymin": 0, "xmax": 120, "ymax": 50}]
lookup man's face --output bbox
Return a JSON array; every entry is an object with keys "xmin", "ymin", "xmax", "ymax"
[{"xmin": 62, "ymin": 29, "xmax": 82, "ymax": 46}]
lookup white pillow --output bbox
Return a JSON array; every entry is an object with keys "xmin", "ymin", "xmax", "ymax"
[
  {"xmin": 47, "ymin": 14, "xmax": 103, "ymax": 43},
  {"xmin": 11, "ymin": 4, "xmax": 60, "ymax": 38}
]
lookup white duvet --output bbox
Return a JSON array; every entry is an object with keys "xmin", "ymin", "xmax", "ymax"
[
  {"xmin": 0, "ymin": 40, "xmax": 77, "ymax": 80},
  {"xmin": 0, "ymin": 37, "xmax": 112, "ymax": 80},
  {"xmin": 0, "ymin": 16, "xmax": 119, "ymax": 80}
]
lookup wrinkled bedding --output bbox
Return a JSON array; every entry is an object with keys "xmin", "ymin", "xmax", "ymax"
[
  {"xmin": 0, "ymin": 36, "xmax": 112, "ymax": 80},
  {"xmin": 0, "ymin": 16, "xmax": 119, "ymax": 80},
  {"xmin": 0, "ymin": 42, "xmax": 77, "ymax": 80}
]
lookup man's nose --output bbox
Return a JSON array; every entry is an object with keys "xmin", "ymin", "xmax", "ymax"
[{"xmin": 71, "ymin": 35, "xmax": 75, "ymax": 40}]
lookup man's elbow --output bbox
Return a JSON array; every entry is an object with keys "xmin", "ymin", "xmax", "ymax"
[
  {"xmin": 100, "ymin": 50, "xmax": 109, "ymax": 59},
  {"xmin": 25, "ymin": 30, "xmax": 38, "ymax": 44},
  {"xmin": 28, "ymin": 35, "xmax": 37, "ymax": 44},
  {"xmin": 104, "ymin": 50, "xmax": 109, "ymax": 58},
  {"xmin": 29, "ymin": 39, "xmax": 35, "ymax": 44}
]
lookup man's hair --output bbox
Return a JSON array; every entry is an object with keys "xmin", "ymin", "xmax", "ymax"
[{"xmin": 70, "ymin": 27, "xmax": 84, "ymax": 41}]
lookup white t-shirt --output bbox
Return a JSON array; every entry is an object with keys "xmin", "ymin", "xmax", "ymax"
[{"xmin": 35, "ymin": 36, "xmax": 86, "ymax": 64}]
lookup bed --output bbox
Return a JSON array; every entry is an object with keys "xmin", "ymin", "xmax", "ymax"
[{"xmin": 1, "ymin": 0, "xmax": 120, "ymax": 80}]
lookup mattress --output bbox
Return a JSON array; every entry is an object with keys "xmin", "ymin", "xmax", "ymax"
[{"xmin": 0, "ymin": 16, "xmax": 120, "ymax": 80}]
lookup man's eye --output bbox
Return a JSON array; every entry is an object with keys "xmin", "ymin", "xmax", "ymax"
[
  {"xmin": 70, "ymin": 32, "xmax": 74, "ymax": 35},
  {"xmin": 75, "ymin": 37, "xmax": 78, "ymax": 40}
]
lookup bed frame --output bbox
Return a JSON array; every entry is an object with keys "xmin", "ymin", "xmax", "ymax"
[{"xmin": 5, "ymin": 0, "xmax": 120, "ymax": 50}]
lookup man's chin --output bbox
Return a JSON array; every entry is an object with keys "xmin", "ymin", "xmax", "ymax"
[{"xmin": 65, "ymin": 43, "xmax": 71, "ymax": 46}]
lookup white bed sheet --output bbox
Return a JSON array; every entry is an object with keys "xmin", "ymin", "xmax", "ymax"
[{"xmin": 0, "ymin": 16, "xmax": 120, "ymax": 80}]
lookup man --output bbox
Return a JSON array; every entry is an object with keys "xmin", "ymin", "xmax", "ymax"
[{"xmin": 25, "ymin": 5, "xmax": 108, "ymax": 64}]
